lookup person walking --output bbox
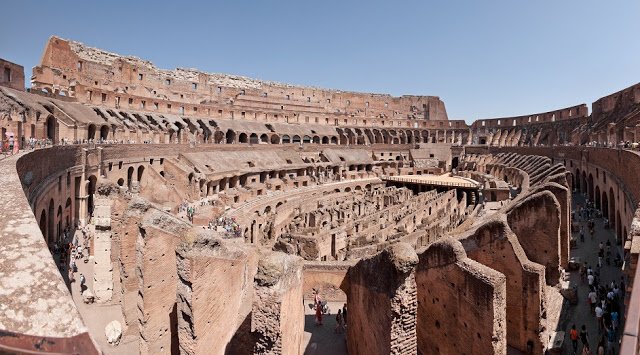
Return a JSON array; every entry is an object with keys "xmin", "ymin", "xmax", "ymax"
[
  {"xmin": 580, "ymin": 325, "xmax": 590, "ymax": 353},
  {"xmin": 335, "ymin": 309, "xmax": 344, "ymax": 334},
  {"xmin": 569, "ymin": 324, "xmax": 579, "ymax": 354}
]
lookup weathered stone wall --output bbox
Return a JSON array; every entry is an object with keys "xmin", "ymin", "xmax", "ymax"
[
  {"xmin": 344, "ymin": 243, "xmax": 419, "ymax": 355},
  {"xmin": 175, "ymin": 236, "xmax": 258, "ymax": 355},
  {"xmin": 0, "ymin": 58, "xmax": 25, "ymax": 91},
  {"xmin": 416, "ymin": 238, "xmax": 507, "ymax": 355},
  {"xmin": 136, "ymin": 209, "xmax": 190, "ymax": 355},
  {"xmin": 251, "ymin": 252, "xmax": 304, "ymax": 355}
]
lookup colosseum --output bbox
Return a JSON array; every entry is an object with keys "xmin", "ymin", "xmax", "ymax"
[{"xmin": 0, "ymin": 36, "xmax": 639, "ymax": 355}]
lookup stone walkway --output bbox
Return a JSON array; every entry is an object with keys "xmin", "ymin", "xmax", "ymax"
[
  {"xmin": 302, "ymin": 300, "xmax": 348, "ymax": 355},
  {"xmin": 57, "ymin": 224, "xmax": 138, "ymax": 354},
  {"xmin": 559, "ymin": 193, "xmax": 626, "ymax": 355}
]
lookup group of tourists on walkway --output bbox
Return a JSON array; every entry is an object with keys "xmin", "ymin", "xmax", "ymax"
[
  {"xmin": 569, "ymin": 198, "xmax": 626, "ymax": 355},
  {"xmin": 312, "ymin": 290, "xmax": 347, "ymax": 335}
]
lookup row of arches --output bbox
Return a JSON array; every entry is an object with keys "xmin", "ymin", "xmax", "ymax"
[{"xmin": 574, "ymin": 168, "xmax": 626, "ymax": 241}]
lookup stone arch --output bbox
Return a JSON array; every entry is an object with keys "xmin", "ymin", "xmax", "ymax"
[
  {"xmin": 292, "ymin": 135, "xmax": 301, "ymax": 144},
  {"xmin": 226, "ymin": 129, "xmax": 236, "ymax": 144},
  {"xmin": 100, "ymin": 125, "xmax": 109, "ymax": 140},
  {"xmin": 330, "ymin": 136, "xmax": 338, "ymax": 144},
  {"xmin": 127, "ymin": 166, "xmax": 134, "ymax": 188},
  {"xmin": 239, "ymin": 133, "xmax": 249, "ymax": 143},
  {"xmin": 282, "ymin": 135, "xmax": 291, "ymax": 144},
  {"xmin": 87, "ymin": 175, "xmax": 97, "ymax": 216},
  {"xmin": 88, "ymin": 124, "xmax": 97, "ymax": 141},
  {"xmin": 46, "ymin": 115, "xmax": 57, "ymax": 143},
  {"xmin": 259, "ymin": 134, "xmax": 268, "ymax": 143},
  {"xmin": 270, "ymin": 134, "xmax": 280, "ymax": 144},
  {"xmin": 137, "ymin": 165, "xmax": 145, "ymax": 185},
  {"xmin": 48, "ymin": 199, "xmax": 55, "ymax": 243},
  {"xmin": 587, "ymin": 173, "xmax": 594, "ymax": 200},
  {"xmin": 39, "ymin": 210, "xmax": 47, "ymax": 241},
  {"xmin": 303, "ymin": 135, "xmax": 312, "ymax": 144},
  {"xmin": 609, "ymin": 187, "xmax": 615, "ymax": 230},
  {"xmin": 57, "ymin": 205, "xmax": 63, "ymax": 241},
  {"xmin": 322, "ymin": 136, "xmax": 329, "ymax": 144},
  {"xmin": 312, "ymin": 136, "xmax": 320, "ymax": 144},
  {"xmin": 595, "ymin": 186, "xmax": 601, "ymax": 209}
]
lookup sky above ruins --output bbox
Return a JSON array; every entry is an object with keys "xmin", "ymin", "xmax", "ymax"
[{"xmin": 2, "ymin": 0, "xmax": 639, "ymax": 122}]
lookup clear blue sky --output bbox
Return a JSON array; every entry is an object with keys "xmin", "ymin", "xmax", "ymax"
[{"xmin": 2, "ymin": 1, "xmax": 639, "ymax": 123}]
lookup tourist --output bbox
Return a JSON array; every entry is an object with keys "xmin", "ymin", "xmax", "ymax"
[
  {"xmin": 596, "ymin": 336, "xmax": 605, "ymax": 355},
  {"xmin": 315, "ymin": 300, "xmax": 323, "ymax": 326},
  {"xmin": 80, "ymin": 273, "xmax": 86, "ymax": 292},
  {"xmin": 570, "ymin": 324, "xmax": 579, "ymax": 354},
  {"xmin": 595, "ymin": 304, "xmax": 604, "ymax": 330},
  {"xmin": 342, "ymin": 303, "xmax": 347, "ymax": 326},
  {"xmin": 606, "ymin": 327, "xmax": 616, "ymax": 355},
  {"xmin": 335, "ymin": 309, "xmax": 344, "ymax": 334},
  {"xmin": 580, "ymin": 325, "xmax": 589, "ymax": 351}
]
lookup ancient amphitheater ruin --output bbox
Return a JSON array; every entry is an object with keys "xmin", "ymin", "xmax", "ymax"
[{"xmin": 0, "ymin": 36, "xmax": 639, "ymax": 354}]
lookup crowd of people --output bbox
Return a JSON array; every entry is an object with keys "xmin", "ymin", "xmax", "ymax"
[
  {"xmin": 207, "ymin": 216, "xmax": 242, "ymax": 238},
  {"xmin": 569, "ymin": 198, "xmax": 626, "ymax": 355}
]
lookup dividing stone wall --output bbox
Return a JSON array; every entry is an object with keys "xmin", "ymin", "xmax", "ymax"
[
  {"xmin": 251, "ymin": 252, "xmax": 305, "ymax": 355},
  {"xmin": 136, "ymin": 209, "xmax": 190, "ymax": 355},
  {"xmin": 175, "ymin": 236, "xmax": 258, "ymax": 355},
  {"xmin": 416, "ymin": 238, "xmax": 507, "ymax": 355},
  {"xmin": 344, "ymin": 243, "xmax": 419, "ymax": 355}
]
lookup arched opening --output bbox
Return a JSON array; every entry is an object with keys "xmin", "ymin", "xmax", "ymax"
[
  {"xmin": 65, "ymin": 198, "xmax": 72, "ymax": 230},
  {"xmin": 616, "ymin": 211, "xmax": 622, "ymax": 242},
  {"xmin": 595, "ymin": 186, "xmax": 601, "ymax": 209},
  {"xmin": 282, "ymin": 135, "xmax": 291, "ymax": 144},
  {"xmin": 127, "ymin": 166, "xmax": 134, "ymax": 188},
  {"xmin": 46, "ymin": 116, "xmax": 57, "ymax": 143},
  {"xmin": 47, "ymin": 199, "xmax": 55, "ymax": 244},
  {"xmin": 88, "ymin": 124, "xmax": 96, "ymax": 141},
  {"xmin": 602, "ymin": 191, "xmax": 609, "ymax": 221},
  {"xmin": 292, "ymin": 135, "xmax": 301, "ymax": 144},
  {"xmin": 322, "ymin": 136, "xmax": 329, "ymax": 144},
  {"xmin": 39, "ymin": 210, "xmax": 47, "ymax": 242},
  {"xmin": 117, "ymin": 178, "xmax": 124, "ymax": 186},
  {"xmin": 330, "ymin": 137, "xmax": 338, "ymax": 144},
  {"xmin": 313, "ymin": 136, "xmax": 320, "ymax": 144},
  {"xmin": 138, "ymin": 166, "xmax": 145, "ymax": 186},
  {"xmin": 587, "ymin": 174, "xmax": 594, "ymax": 201},
  {"xmin": 451, "ymin": 157, "xmax": 459, "ymax": 170},
  {"xmin": 609, "ymin": 187, "xmax": 615, "ymax": 230},
  {"xmin": 226, "ymin": 130, "xmax": 236, "ymax": 144},
  {"xmin": 87, "ymin": 175, "xmax": 97, "ymax": 216},
  {"xmin": 100, "ymin": 125, "xmax": 109, "ymax": 140},
  {"xmin": 303, "ymin": 135, "xmax": 311, "ymax": 144},
  {"xmin": 238, "ymin": 133, "xmax": 249, "ymax": 143},
  {"xmin": 260, "ymin": 134, "xmax": 269, "ymax": 143},
  {"xmin": 270, "ymin": 134, "xmax": 280, "ymax": 144},
  {"xmin": 57, "ymin": 206, "xmax": 63, "ymax": 242}
]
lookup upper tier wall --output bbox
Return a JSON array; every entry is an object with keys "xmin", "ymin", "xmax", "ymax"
[{"xmin": 32, "ymin": 36, "xmax": 448, "ymax": 123}]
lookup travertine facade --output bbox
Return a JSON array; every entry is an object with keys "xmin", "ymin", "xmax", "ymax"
[{"xmin": 2, "ymin": 36, "xmax": 640, "ymax": 355}]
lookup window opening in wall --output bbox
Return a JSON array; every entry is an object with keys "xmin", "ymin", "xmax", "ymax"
[
  {"xmin": 165, "ymin": 79, "xmax": 171, "ymax": 85},
  {"xmin": 346, "ymin": 100, "xmax": 350, "ymax": 105},
  {"xmin": 217, "ymin": 86, "xmax": 222, "ymax": 93},
  {"xmin": 67, "ymin": 172, "xmax": 71, "ymax": 186},
  {"xmin": 138, "ymin": 73, "xmax": 143, "ymax": 80},
  {"xmin": 154, "ymin": 102, "xmax": 159, "ymax": 110},
  {"xmin": 193, "ymin": 107, "xmax": 198, "ymax": 112},
  {"xmin": 94, "ymin": 81, "xmax": 98, "ymax": 85},
  {"xmin": 58, "ymin": 176, "xmax": 62, "ymax": 191},
  {"xmin": 286, "ymin": 95, "xmax": 290, "ymax": 100},
  {"xmin": 101, "ymin": 93, "xmax": 107, "ymax": 102},
  {"xmin": 167, "ymin": 104, "xmax": 172, "ymax": 109},
  {"xmin": 88, "ymin": 90, "xmax": 93, "ymax": 101},
  {"xmin": 192, "ymin": 83, "xmax": 197, "ymax": 90},
  {"xmin": 240, "ymin": 89, "xmax": 245, "ymax": 95},
  {"xmin": 327, "ymin": 98, "xmax": 331, "ymax": 103},
  {"xmin": 63, "ymin": 75, "xmax": 67, "ymax": 80},
  {"xmin": 263, "ymin": 92, "xmax": 268, "ymax": 97},
  {"xmin": 365, "ymin": 101, "xmax": 369, "ymax": 107},
  {"xmin": 3, "ymin": 67, "xmax": 11, "ymax": 82},
  {"xmin": 128, "ymin": 98, "xmax": 133, "ymax": 105},
  {"xmin": 180, "ymin": 106, "xmax": 185, "ymax": 115},
  {"xmin": 77, "ymin": 61, "xmax": 83, "ymax": 71},
  {"xmin": 384, "ymin": 102, "xmax": 388, "ymax": 108},
  {"xmin": 307, "ymin": 97, "xmax": 311, "ymax": 102},
  {"xmin": 140, "ymin": 101, "xmax": 145, "ymax": 109},
  {"xmin": 281, "ymin": 105, "xmax": 284, "ymax": 110}
]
